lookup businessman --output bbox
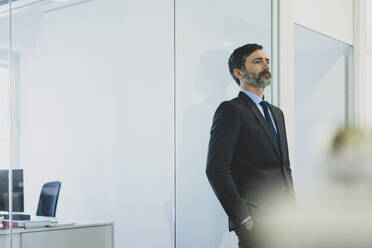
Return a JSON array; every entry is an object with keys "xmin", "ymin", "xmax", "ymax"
[{"xmin": 206, "ymin": 43, "xmax": 296, "ymax": 248}]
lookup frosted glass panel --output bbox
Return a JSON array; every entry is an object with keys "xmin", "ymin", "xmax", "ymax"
[
  {"xmin": 294, "ymin": 24, "xmax": 353, "ymax": 203},
  {"xmin": 175, "ymin": 1, "xmax": 272, "ymax": 247}
]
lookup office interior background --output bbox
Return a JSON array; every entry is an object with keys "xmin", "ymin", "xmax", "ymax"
[{"xmin": 0, "ymin": 0, "xmax": 371, "ymax": 247}]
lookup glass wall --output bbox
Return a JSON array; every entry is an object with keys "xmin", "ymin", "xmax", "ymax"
[
  {"xmin": 0, "ymin": 0, "xmax": 11, "ymax": 246},
  {"xmin": 175, "ymin": 0, "xmax": 272, "ymax": 247},
  {"xmin": 0, "ymin": 53, "xmax": 9, "ymax": 171},
  {"xmin": 2, "ymin": 1, "xmax": 275, "ymax": 245},
  {"xmin": 294, "ymin": 24, "xmax": 354, "ymax": 204},
  {"xmin": 6, "ymin": 0, "xmax": 174, "ymax": 247}
]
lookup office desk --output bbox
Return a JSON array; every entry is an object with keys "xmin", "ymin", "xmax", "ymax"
[{"xmin": 0, "ymin": 222, "xmax": 114, "ymax": 248}]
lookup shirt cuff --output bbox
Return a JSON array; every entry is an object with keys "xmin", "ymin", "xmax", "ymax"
[{"xmin": 240, "ymin": 216, "xmax": 252, "ymax": 225}]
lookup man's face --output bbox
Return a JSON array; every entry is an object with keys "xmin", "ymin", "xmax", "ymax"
[{"xmin": 240, "ymin": 49, "xmax": 272, "ymax": 87}]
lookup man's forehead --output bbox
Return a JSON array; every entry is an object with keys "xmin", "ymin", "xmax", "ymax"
[{"xmin": 246, "ymin": 50, "xmax": 268, "ymax": 60}]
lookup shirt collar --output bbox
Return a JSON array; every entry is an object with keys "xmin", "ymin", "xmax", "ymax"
[{"xmin": 240, "ymin": 89, "xmax": 263, "ymax": 105}]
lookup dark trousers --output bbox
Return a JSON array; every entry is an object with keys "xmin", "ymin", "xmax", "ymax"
[{"xmin": 234, "ymin": 223, "xmax": 264, "ymax": 248}]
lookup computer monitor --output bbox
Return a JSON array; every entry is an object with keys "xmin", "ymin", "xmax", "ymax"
[{"xmin": 0, "ymin": 169, "xmax": 24, "ymax": 212}]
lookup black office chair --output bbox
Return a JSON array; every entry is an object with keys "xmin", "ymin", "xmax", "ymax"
[{"xmin": 36, "ymin": 181, "xmax": 61, "ymax": 217}]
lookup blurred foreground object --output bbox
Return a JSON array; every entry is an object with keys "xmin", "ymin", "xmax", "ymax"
[
  {"xmin": 258, "ymin": 128, "xmax": 372, "ymax": 248},
  {"xmin": 328, "ymin": 128, "xmax": 372, "ymax": 187}
]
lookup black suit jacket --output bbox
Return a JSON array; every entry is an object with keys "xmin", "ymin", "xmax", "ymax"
[{"xmin": 206, "ymin": 91, "xmax": 295, "ymax": 231}]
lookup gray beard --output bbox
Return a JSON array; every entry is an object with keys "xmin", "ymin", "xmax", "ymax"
[{"xmin": 241, "ymin": 69, "xmax": 272, "ymax": 87}]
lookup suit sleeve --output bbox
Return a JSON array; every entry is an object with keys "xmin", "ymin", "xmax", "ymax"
[
  {"xmin": 206, "ymin": 101, "xmax": 251, "ymax": 227},
  {"xmin": 280, "ymin": 110, "xmax": 295, "ymax": 193}
]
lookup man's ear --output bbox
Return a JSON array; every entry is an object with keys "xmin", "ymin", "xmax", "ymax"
[{"xmin": 233, "ymin": 69, "xmax": 243, "ymax": 81}]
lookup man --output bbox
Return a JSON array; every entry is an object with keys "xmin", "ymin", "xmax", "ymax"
[{"xmin": 206, "ymin": 43, "xmax": 296, "ymax": 248}]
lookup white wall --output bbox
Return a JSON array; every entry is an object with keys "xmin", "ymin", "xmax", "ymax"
[
  {"xmin": 12, "ymin": 0, "xmax": 174, "ymax": 247},
  {"xmin": 280, "ymin": 0, "xmax": 364, "ymax": 174},
  {"xmin": 293, "ymin": 0, "xmax": 353, "ymax": 45}
]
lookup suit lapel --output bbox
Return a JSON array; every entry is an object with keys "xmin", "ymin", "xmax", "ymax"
[{"xmin": 238, "ymin": 92, "xmax": 280, "ymax": 158}]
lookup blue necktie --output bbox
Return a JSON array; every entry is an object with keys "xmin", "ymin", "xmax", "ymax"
[{"xmin": 259, "ymin": 101, "xmax": 278, "ymax": 140}]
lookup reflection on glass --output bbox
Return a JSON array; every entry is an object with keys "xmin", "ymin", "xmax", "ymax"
[{"xmin": 0, "ymin": 169, "xmax": 24, "ymax": 212}]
